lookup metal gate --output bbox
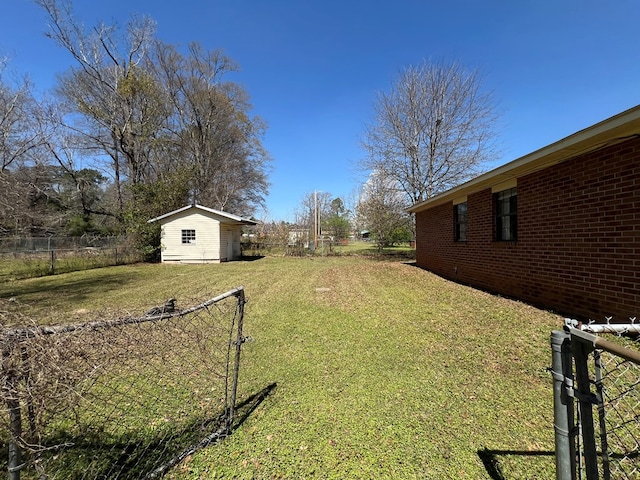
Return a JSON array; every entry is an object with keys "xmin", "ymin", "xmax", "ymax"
[
  {"xmin": 2, "ymin": 286, "xmax": 248, "ymax": 479},
  {"xmin": 551, "ymin": 320, "xmax": 640, "ymax": 480}
]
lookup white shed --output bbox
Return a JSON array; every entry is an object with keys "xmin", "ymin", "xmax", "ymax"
[{"xmin": 148, "ymin": 204, "xmax": 257, "ymax": 263}]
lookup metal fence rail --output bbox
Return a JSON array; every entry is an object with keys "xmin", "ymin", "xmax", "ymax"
[
  {"xmin": 551, "ymin": 320, "xmax": 640, "ymax": 480},
  {"xmin": 1, "ymin": 287, "xmax": 248, "ymax": 479}
]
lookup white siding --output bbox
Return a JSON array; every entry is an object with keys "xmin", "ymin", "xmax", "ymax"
[
  {"xmin": 160, "ymin": 211, "xmax": 221, "ymax": 263},
  {"xmin": 220, "ymin": 226, "xmax": 230, "ymax": 262},
  {"xmin": 218, "ymin": 225, "xmax": 244, "ymax": 262},
  {"xmin": 232, "ymin": 226, "xmax": 242, "ymax": 258}
]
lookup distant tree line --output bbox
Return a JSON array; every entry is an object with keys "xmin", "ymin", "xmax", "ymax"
[
  {"xmin": 292, "ymin": 192, "xmax": 352, "ymax": 246},
  {"xmin": 285, "ymin": 188, "xmax": 411, "ymax": 252},
  {"xmin": 0, "ymin": 0, "xmax": 270, "ymax": 258}
]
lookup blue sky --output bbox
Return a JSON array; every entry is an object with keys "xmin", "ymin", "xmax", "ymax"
[{"xmin": 2, "ymin": 0, "xmax": 640, "ymax": 221}]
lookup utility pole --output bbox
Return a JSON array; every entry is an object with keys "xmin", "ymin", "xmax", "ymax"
[{"xmin": 314, "ymin": 190, "xmax": 318, "ymax": 249}]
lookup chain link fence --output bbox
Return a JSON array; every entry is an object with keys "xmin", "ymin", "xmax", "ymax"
[
  {"xmin": 551, "ymin": 320, "xmax": 640, "ymax": 480},
  {"xmin": 0, "ymin": 236, "xmax": 142, "ymax": 282},
  {"xmin": 0, "ymin": 236, "xmax": 121, "ymax": 252},
  {"xmin": 1, "ymin": 287, "xmax": 248, "ymax": 479}
]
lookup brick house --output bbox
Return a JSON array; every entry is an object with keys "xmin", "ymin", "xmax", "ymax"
[{"xmin": 408, "ymin": 105, "xmax": 640, "ymax": 321}]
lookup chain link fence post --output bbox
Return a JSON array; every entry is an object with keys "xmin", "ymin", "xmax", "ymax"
[
  {"xmin": 556, "ymin": 321, "xmax": 640, "ymax": 480},
  {"xmin": 227, "ymin": 288, "xmax": 245, "ymax": 431},
  {"xmin": 2, "ymin": 342, "xmax": 23, "ymax": 480},
  {"xmin": 572, "ymin": 335, "xmax": 600, "ymax": 480},
  {"xmin": 551, "ymin": 330, "xmax": 574, "ymax": 480}
]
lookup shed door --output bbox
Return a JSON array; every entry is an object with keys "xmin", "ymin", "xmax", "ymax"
[{"xmin": 226, "ymin": 229, "xmax": 234, "ymax": 260}]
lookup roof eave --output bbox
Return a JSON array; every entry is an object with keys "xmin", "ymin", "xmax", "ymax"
[
  {"xmin": 407, "ymin": 104, "xmax": 640, "ymax": 213},
  {"xmin": 148, "ymin": 204, "xmax": 257, "ymax": 225}
]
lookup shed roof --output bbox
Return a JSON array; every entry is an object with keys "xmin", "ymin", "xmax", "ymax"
[
  {"xmin": 148, "ymin": 204, "xmax": 257, "ymax": 225},
  {"xmin": 408, "ymin": 104, "xmax": 640, "ymax": 213}
]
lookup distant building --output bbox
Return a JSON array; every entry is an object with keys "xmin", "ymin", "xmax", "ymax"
[
  {"xmin": 149, "ymin": 204, "xmax": 256, "ymax": 263},
  {"xmin": 408, "ymin": 105, "xmax": 640, "ymax": 321},
  {"xmin": 288, "ymin": 228, "xmax": 310, "ymax": 248}
]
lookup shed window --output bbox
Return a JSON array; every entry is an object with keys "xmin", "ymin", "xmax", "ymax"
[
  {"xmin": 495, "ymin": 188, "xmax": 517, "ymax": 241},
  {"xmin": 454, "ymin": 202, "xmax": 467, "ymax": 242},
  {"xmin": 181, "ymin": 229, "xmax": 196, "ymax": 244}
]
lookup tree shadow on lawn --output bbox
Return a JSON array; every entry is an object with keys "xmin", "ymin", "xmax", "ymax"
[
  {"xmin": 4, "ymin": 383, "xmax": 278, "ymax": 479},
  {"xmin": 239, "ymin": 255, "xmax": 265, "ymax": 262},
  {"xmin": 477, "ymin": 447, "xmax": 555, "ymax": 480},
  {"xmin": 0, "ymin": 270, "xmax": 144, "ymax": 305}
]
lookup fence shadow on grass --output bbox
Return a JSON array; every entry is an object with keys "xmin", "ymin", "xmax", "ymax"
[
  {"xmin": 231, "ymin": 382, "xmax": 278, "ymax": 433},
  {"xmin": 477, "ymin": 447, "xmax": 555, "ymax": 480},
  {"xmin": 8, "ymin": 383, "xmax": 279, "ymax": 479},
  {"xmin": 145, "ymin": 382, "xmax": 276, "ymax": 479},
  {"xmin": 23, "ymin": 412, "xmax": 229, "ymax": 479}
]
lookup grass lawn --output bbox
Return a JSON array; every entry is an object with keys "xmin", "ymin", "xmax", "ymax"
[{"xmin": 0, "ymin": 256, "xmax": 562, "ymax": 479}]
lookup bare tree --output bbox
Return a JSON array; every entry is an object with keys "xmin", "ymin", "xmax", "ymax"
[
  {"xmin": 32, "ymin": 0, "xmax": 270, "ymax": 245},
  {"xmin": 0, "ymin": 61, "xmax": 44, "ymax": 172},
  {"xmin": 37, "ymin": 0, "xmax": 163, "ymax": 213},
  {"xmin": 357, "ymin": 170, "xmax": 413, "ymax": 251},
  {"xmin": 153, "ymin": 42, "xmax": 270, "ymax": 214},
  {"xmin": 39, "ymin": 105, "xmax": 116, "ymax": 232},
  {"xmin": 0, "ymin": 60, "xmax": 62, "ymax": 235},
  {"xmin": 361, "ymin": 60, "xmax": 499, "ymax": 204},
  {"xmin": 294, "ymin": 191, "xmax": 332, "ymax": 242}
]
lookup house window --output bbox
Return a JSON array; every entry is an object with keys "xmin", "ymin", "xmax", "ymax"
[
  {"xmin": 181, "ymin": 229, "xmax": 196, "ymax": 244},
  {"xmin": 454, "ymin": 202, "xmax": 467, "ymax": 242},
  {"xmin": 495, "ymin": 188, "xmax": 517, "ymax": 241}
]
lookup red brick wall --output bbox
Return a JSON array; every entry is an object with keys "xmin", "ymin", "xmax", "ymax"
[{"xmin": 415, "ymin": 137, "xmax": 640, "ymax": 321}]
